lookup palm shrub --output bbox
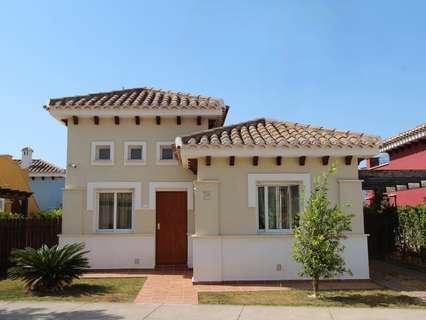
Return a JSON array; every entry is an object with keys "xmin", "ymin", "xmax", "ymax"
[
  {"xmin": 293, "ymin": 164, "xmax": 353, "ymax": 297},
  {"xmin": 8, "ymin": 243, "xmax": 89, "ymax": 292}
]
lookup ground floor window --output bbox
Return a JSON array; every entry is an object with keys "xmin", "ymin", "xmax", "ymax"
[
  {"xmin": 98, "ymin": 191, "xmax": 132, "ymax": 231},
  {"xmin": 257, "ymin": 184, "xmax": 300, "ymax": 232},
  {"xmin": 0, "ymin": 198, "xmax": 5, "ymax": 211}
]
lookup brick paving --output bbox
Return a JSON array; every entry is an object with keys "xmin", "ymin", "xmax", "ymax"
[{"xmin": 134, "ymin": 270, "xmax": 197, "ymax": 304}]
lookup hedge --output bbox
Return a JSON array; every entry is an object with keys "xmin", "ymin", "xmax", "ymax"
[
  {"xmin": 0, "ymin": 208, "xmax": 63, "ymax": 220},
  {"xmin": 397, "ymin": 203, "xmax": 426, "ymax": 259}
]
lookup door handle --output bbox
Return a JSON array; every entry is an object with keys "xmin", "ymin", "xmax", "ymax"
[{"xmin": 157, "ymin": 223, "xmax": 160, "ymax": 230}]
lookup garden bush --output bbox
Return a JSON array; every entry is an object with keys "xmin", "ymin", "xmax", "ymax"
[
  {"xmin": 397, "ymin": 203, "xmax": 426, "ymax": 259},
  {"xmin": 31, "ymin": 208, "xmax": 63, "ymax": 219},
  {"xmin": 0, "ymin": 208, "xmax": 63, "ymax": 220},
  {"xmin": 0, "ymin": 212, "xmax": 24, "ymax": 219}
]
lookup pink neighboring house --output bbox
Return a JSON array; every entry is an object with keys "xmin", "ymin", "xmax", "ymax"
[{"xmin": 366, "ymin": 123, "xmax": 426, "ymax": 206}]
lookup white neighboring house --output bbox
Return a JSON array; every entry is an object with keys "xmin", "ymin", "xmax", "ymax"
[{"xmin": 45, "ymin": 86, "xmax": 380, "ymax": 282}]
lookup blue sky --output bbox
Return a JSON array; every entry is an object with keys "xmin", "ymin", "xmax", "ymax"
[{"xmin": 1, "ymin": 1, "xmax": 425, "ymax": 167}]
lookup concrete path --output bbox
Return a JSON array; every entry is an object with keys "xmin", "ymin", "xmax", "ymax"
[
  {"xmin": 1, "ymin": 301, "xmax": 426, "ymax": 320},
  {"xmin": 370, "ymin": 260, "xmax": 426, "ymax": 302}
]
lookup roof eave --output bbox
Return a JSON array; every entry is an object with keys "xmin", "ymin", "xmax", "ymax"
[
  {"xmin": 179, "ymin": 144, "xmax": 380, "ymax": 159},
  {"xmin": 28, "ymin": 172, "xmax": 66, "ymax": 177},
  {"xmin": 381, "ymin": 130, "xmax": 426, "ymax": 153},
  {"xmin": 46, "ymin": 108, "xmax": 225, "ymax": 120}
]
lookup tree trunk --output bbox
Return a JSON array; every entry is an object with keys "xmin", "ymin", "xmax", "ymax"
[{"xmin": 312, "ymin": 276, "xmax": 319, "ymax": 297}]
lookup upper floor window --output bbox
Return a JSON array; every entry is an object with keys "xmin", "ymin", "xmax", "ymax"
[
  {"xmin": 156, "ymin": 142, "xmax": 177, "ymax": 165},
  {"xmin": 161, "ymin": 146, "xmax": 173, "ymax": 160},
  {"xmin": 257, "ymin": 184, "xmax": 300, "ymax": 232},
  {"xmin": 124, "ymin": 141, "xmax": 147, "ymax": 165},
  {"xmin": 91, "ymin": 141, "xmax": 114, "ymax": 165}
]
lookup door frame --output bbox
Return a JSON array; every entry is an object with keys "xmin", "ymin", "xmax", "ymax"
[
  {"xmin": 155, "ymin": 189, "xmax": 188, "ymax": 266},
  {"xmin": 148, "ymin": 182, "xmax": 194, "ymax": 210}
]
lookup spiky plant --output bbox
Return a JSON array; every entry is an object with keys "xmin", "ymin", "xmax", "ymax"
[{"xmin": 8, "ymin": 243, "xmax": 89, "ymax": 292}]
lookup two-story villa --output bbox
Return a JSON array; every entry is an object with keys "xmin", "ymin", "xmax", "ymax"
[{"xmin": 45, "ymin": 87, "xmax": 380, "ymax": 282}]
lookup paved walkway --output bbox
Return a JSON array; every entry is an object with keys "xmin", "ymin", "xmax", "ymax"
[
  {"xmin": 370, "ymin": 260, "xmax": 426, "ymax": 302},
  {"xmin": 130, "ymin": 270, "xmax": 378, "ymax": 304},
  {"xmin": 1, "ymin": 301, "xmax": 425, "ymax": 320}
]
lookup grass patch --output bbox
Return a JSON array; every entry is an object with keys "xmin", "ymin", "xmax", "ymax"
[
  {"xmin": 0, "ymin": 277, "xmax": 145, "ymax": 302},
  {"xmin": 199, "ymin": 289, "xmax": 426, "ymax": 308}
]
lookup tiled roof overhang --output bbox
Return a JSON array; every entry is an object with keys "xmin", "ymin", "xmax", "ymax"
[
  {"xmin": 381, "ymin": 123, "xmax": 426, "ymax": 153},
  {"xmin": 44, "ymin": 86, "xmax": 227, "ymax": 124},
  {"xmin": 17, "ymin": 159, "xmax": 65, "ymax": 176}
]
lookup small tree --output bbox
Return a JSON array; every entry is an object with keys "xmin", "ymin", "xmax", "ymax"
[{"xmin": 293, "ymin": 165, "xmax": 353, "ymax": 297}]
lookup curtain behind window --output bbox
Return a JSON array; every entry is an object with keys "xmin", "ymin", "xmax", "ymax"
[
  {"xmin": 117, "ymin": 192, "xmax": 132, "ymax": 229},
  {"xmin": 99, "ymin": 193, "xmax": 114, "ymax": 229}
]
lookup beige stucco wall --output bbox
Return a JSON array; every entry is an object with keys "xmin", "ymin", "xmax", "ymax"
[
  {"xmin": 194, "ymin": 156, "xmax": 364, "ymax": 235},
  {"xmin": 63, "ymin": 116, "xmax": 365, "ymax": 238},
  {"xmin": 63, "ymin": 116, "xmax": 205, "ymax": 235}
]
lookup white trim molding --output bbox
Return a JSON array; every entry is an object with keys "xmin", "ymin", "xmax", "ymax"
[
  {"xmin": 124, "ymin": 141, "xmax": 147, "ymax": 166},
  {"xmin": 87, "ymin": 181, "xmax": 142, "ymax": 210},
  {"xmin": 95, "ymin": 190, "xmax": 135, "ymax": 233},
  {"xmin": 91, "ymin": 141, "xmax": 114, "ymax": 166},
  {"xmin": 148, "ymin": 181, "xmax": 193, "ymax": 210},
  {"xmin": 247, "ymin": 173, "xmax": 311, "ymax": 208}
]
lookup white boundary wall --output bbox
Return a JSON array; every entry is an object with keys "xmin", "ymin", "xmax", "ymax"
[
  {"xmin": 192, "ymin": 235, "xmax": 369, "ymax": 282},
  {"xmin": 59, "ymin": 235, "xmax": 155, "ymax": 269}
]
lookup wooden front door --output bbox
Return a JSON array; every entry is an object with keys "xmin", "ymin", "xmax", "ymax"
[{"xmin": 156, "ymin": 191, "xmax": 187, "ymax": 265}]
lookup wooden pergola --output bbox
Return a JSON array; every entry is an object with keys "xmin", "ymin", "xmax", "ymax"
[
  {"xmin": 359, "ymin": 169, "xmax": 426, "ymax": 192},
  {"xmin": 0, "ymin": 187, "xmax": 32, "ymax": 215}
]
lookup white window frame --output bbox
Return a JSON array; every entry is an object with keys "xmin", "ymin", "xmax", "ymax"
[
  {"xmin": 91, "ymin": 141, "xmax": 114, "ymax": 166},
  {"xmin": 0, "ymin": 198, "xmax": 5, "ymax": 211},
  {"xmin": 124, "ymin": 141, "xmax": 147, "ymax": 166},
  {"xmin": 87, "ymin": 181, "xmax": 142, "ymax": 211},
  {"xmin": 96, "ymin": 189, "xmax": 134, "ymax": 233},
  {"xmin": 156, "ymin": 141, "xmax": 177, "ymax": 165},
  {"xmin": 248, "ymin": 173, "xmax": 310, "ymax": 234},
  {"xmin": 256, "ymin": 183, "xmax": 301, "ymax": 234}
]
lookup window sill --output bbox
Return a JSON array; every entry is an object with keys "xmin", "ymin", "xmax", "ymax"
[
  {"xmin": 257, "ymin": 230, "xmax": 294, "ymax": 235},
  {"xmin": 124, "ymin": 160, "xmax": 147, "ymax": 166},
  {"xmin": 156, "ymin": 160, "xmax": 178, "ymax": 166},
  {"xmin": 91, "ymin": 160, "xmax": 114, "ymax": 166},
  {"xmin": 96, "ymin": 229, "xmax": 134, "ymax": 233}
]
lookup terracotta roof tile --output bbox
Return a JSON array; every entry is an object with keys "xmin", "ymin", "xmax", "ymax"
[
  {"xmin": 180, "ymin": 118, "xmax": 381, "ymax": 149},
  {"xmin": 46, "ymin": 87, "xmax": 225, "ymax": 111},
  {"xmin": 16, "ymin": 159, "xmax": 65, "ymax": 175},
  {"xmin": 381, "ymin": 123, "xmax": 426, "ymax": 152}
]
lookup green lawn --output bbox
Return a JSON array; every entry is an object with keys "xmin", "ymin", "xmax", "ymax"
[
  {"xmin": 0, "ymin": 277, "xmax": 145, "ymax": 302},
  {"xmin": 199, "ymin": 289, "xmax": 426, "ymax": 309}
]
